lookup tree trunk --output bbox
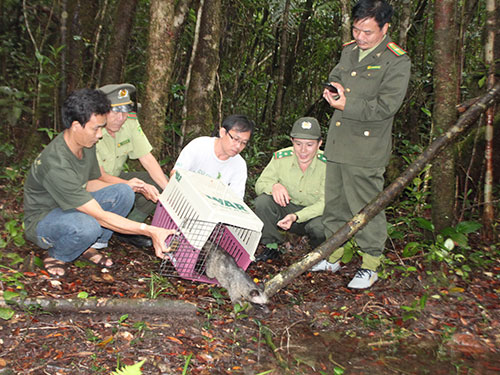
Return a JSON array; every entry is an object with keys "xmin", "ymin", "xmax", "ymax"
[
  {"xmin": 271, "ymin": 0, "xmax": 290, "ymax": 146},
  {"xmin": 340, "ymin": 0, "xmax": 351, "ymax": 43},
  {"xmin": 430, "ymin": 0, "xmax": 459, "ymax": 232},
  {"xmin": 264, "ymin": 83, "xmax": 500, "ymax": 298},
  {"xmin": 100, "ymin": 0, "xmax": 139, "ymax": 85},
  {"xmin": 60, "ymin": 0, "xmax": 68, "ymax": 102},
  {"xmin": 181, "ymin": 0, "xmax": 223, "ymax": 142},
  {"xmin": 140, "ymin": 0, "xmax": 176, "ymax": 154},
  {"xmin": 399, "ymin": 0, "xmax": 411, "ymax": 49},
  {"xmin": 65, "ymin": 0, "xmax": 100, "ymax": 92},
  {"xmin": 1, "ymin": 297, "xmax": 196, "ymax": 315},
  {"xmin": 482, "ymin": 0, "xmax": 496, "ymax": 241}
]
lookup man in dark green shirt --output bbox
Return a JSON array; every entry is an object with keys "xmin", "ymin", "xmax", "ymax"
[
  {"xmin": 24, "ymin": 89, "xmax": 175, "ymax": 277},
  {"xmin": 313, "ymin": 0, "xmax": 411, "ymax": 289}
]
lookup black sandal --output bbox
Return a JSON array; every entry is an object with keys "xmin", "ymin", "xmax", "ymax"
[
  {"xmin": 80, "ymin": 248, "xmax": 114, "ymax": 268},
  {"xmin": 43, "ymin": 257, "xmax": 69, "ymax": 278}
]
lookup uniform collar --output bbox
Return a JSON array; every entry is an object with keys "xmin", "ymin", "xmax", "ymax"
[{"xmin": 351, "ymin": 35, "xmax": 392, "ymax": 64}]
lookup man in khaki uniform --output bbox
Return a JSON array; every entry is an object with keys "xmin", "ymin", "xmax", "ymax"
[
  {"xmin": 96, "ymin": 84, "xmax": 169, "ymax": 248},
  {"xmin": 254, "ymin": 117, "xmax": 326, "ymax": 261},
  {"xmin": 315, "ymin": 0, "xmax": 411, "ymax": 288}
]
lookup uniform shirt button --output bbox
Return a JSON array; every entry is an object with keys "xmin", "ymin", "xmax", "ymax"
[
  {"xmin": 336, "ymin": 121, "xmax": 341, "ymax": 127},
  {"xmin": 346, "ymin": 88, "xmax": 351, "ymax": 93},
  {"xmin": 351, "ymin": 71, "xmax": 357, "ymax": 77},
  {"xmin": 364, "ymin": 130, "xmax": 370, "ymax": 136}
]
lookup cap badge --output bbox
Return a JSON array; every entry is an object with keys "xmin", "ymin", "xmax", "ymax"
[
  {"xmin": 118, "ymin": 89, "xmax": 129, "ymax": 99},
  {"xmin": 301, "ymin": 121, "xmax": 312, "ymax": 129}
]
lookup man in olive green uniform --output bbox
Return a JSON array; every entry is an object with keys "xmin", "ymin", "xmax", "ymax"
[
  {"xmin": 315, "ymin": 0, "xmax": 411, "ymax": 289},
  {"xmin": 254, "ymin": 117, "xmax": 326, "ymax": 261},
  {"xmin": 96, "ymin": 84, "xmax": 169, "ymax": 248}
]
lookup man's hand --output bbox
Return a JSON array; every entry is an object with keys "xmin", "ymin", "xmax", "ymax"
[
  {"xmin": 126, "ymin": 178, "xmax": 160, "ymax": 202},
  {"xmin": 277, "ymin": 213, "xmax": 297, "ymax": 231},
  {"xmin": 272, "ymin": 183, "xmax": 290, "ymax": 207},
  {"xmin": 137, "ymin": 183, "xmax": 160, "ymax": 203},
  {"xmin": 323, "ymin": 82, "xmax": 346, "ymax": 111},
  {"xmin": 126, "ymin": 178, "xmax": 146, "ymax": 192},
  {"xmin": 149, "ymin": 227, "xmax": 177, "ymax": 259}
]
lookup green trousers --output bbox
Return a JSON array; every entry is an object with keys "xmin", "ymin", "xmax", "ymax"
[
  {"xmin": 254, "ymin": 194, "xmax": 326, "ymax": 248},
  {"xmin": 119, "ymin": 171, "xmax": 162, "ymax": 223},
  {"xmin": 322, "ymin": 162, "xmax": 386, "ymax": 270}
]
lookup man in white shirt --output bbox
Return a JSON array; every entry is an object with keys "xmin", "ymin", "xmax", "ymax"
[{"xmin": 171, "ymin": 114, "xmax": 255, "ymax": 199}]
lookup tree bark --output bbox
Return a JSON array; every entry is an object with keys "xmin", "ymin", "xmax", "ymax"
[
  {"xmin": 141, "ymin": 0, "xmax": 176, "ymax": 154},
  {"xmin": 430, "ymin": 0, "xmax": 459, "ymax": 232},
  {"xmin": 65, "ymin": 0, "xmax": 100, "ymax": 92},
  {"xmin": 60, "ymin": 0, "xmax": 68, "ymax": 101},
  {"xmin": 264, "ymin": 83, "xmax": 500, "ymax": 298},
  {"xmin": 340, "ymin": 0, "xmax": 351, "ymax": 43},
  {"xmin": 100, "ymin": 0, "xmax": 139, "ymax": 85},
  {"xmin": 399, "ymin": 0, "xmax": 411, "ymax": 49},
  {"xmin": 2, "ymin": 297, "xmax": 197, "ymax": 315},
  {"xmin": 482, "ymin": 0, "xmax": 496, "ymax": 241},
  {"xmin": 181, "ymin": 0, "xmax": 223, "ymax": 142},
  {"xmin": 271, "ymin": 0, "xmax": 290, "ymax": 146}
]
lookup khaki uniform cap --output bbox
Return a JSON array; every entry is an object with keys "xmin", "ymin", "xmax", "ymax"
[{"xmin": 99, "ymin": 83, "xmax": 136, "ymax": 112}]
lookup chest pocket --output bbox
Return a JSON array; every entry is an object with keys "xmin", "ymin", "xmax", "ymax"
[
  {"xmin": 355, "ymin": 66, "xmax": 385, "ymax": 96},
  {"xmin": 116, "ymin": 138, "xmax": 133, "ymax": 157}
]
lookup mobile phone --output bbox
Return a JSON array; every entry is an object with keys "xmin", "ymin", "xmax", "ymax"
[{"xmin": 323, "ymin": 82, "xmax": 338, "ymax": 94}]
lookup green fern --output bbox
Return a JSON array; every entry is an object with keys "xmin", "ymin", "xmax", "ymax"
[{"xmin": 111, "ymin": 360, "xmax": 145, "ymax": 375}]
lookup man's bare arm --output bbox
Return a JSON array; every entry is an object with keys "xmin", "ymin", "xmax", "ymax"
[
  {"xmin": 77, "ymin": 198, "xmax": 175, "ymax": 259},
  {"xmin": 139, "ymin": 152, "xmax": 169, "ymax": 190}
]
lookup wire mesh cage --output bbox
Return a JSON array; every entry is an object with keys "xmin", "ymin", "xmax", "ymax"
[{"xmin": 151, "ymin": 169, "xmax": 263, "ymax": 283}]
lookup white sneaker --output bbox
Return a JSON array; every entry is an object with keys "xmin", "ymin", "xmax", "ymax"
[
  {"xmin": 347, "ymin": 268, "xmax": 378, "ymax": 289},
  {"xmin": 310, "ymin": 260, "xmax": 341, "ymax": 273}
]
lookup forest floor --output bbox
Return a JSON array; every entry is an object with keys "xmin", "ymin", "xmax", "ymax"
[{"xmin": 0, "ymin": 194, "xmax": 499, "ymax": 375}]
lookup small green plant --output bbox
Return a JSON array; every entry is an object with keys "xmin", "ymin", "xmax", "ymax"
[
  {"xmin": 111, "ymin": 359, "xmax": 145, "ymax": 375},
  {"xmin": 400, "ymin": 294, "xmax": 428, "ymax": 321},
  {"xmin": 1, "ymin": 219, "xmax": 26, "ymax": 248},
  {"xmin": 146, "ymin": 272, "xmax": 174, "ymax": 299},
  {"xmin": 0, "ymin": 86, "xmax": 32, "ymax": 127},
  {"xmin": 85, "ymin": 329, "xmax": 100, "ymax": 343},
  {"xmin": 181, "ymin": 353, "xmax": 193, "ymax": 375},
  {"xmin": 233, "ymin": 301, "xmax": 250, "ymax": 320},
  {"xmin": 209, "ymin": 286, "xmax": 225, "ymax": 305},
  {"xmin": 426, "ymin": 221, "xmax": 482, "ymax": 279},
  {"xmin": 0, "ymin": 262, "xmax": 27, "ymax": 295},
  {"xmin": 132, "ymin": 320, "xmax": 149, "ymax": 335}
]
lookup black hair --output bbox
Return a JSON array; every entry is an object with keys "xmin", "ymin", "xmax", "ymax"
[
  {"xmin": 352, "ymin": 0, "xmax": 393, "ymax": 29},
  {"xmin": 61, "ymin": 88, "xmax": 111, "ymax": 129},
  {"xmin": 221, "ymin": 114, "xmax": 255, "ymax": 136}
]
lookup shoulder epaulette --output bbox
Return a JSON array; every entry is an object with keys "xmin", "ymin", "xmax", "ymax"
[
  {"xmin": 343, "ymin": 40, "xmax": 356, "ymax": 47},
  {"xmin": 274, "ymin": 149, "xmax": 294, "ymax": 160},
  {"xmin": 317, "ymin": 152, "xmax": 327, "ymax": 163},
  {"xmin": 386, "ymin": 42, "xmax": 407, "ymax": 56},
  {"xmin": 127, "ymin": 112, "xmax": 138, "ymax": 119}
]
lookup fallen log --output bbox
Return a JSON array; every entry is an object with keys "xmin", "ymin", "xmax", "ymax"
[
  {"xmin": 264, "ymin": 82, "xmax": 500, "ymax": 298},
  {"xmin": 1, "ymin": 296, "xmax": 197, "ymax": 315}
]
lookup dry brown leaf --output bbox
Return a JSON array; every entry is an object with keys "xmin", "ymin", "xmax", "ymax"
[
  {"xmin": 167, "ymin": 336, "xmax": 183, "ymax": 345},
  {"xmin": 101, "ymin": 273, "xmax": 115, "ymax": 283}
]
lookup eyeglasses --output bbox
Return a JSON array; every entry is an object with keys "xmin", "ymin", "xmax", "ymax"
[{"xmin": 226, "ymin": 130, "xmax": 249, "ymax": 147}]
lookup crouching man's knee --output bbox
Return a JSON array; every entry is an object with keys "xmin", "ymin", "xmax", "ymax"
[
  {"xmin": 254, "ymin": 194, "xmax": 274, "ymax": 214},
  {"xmin": 306, "ymin": 218, "xmax": 326, "ymax": 248}
]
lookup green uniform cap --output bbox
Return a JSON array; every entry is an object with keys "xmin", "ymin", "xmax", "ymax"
[
  {"xmin": 99, "ymin": 83, "xmax": 136, "ymax": 113},
  {"xmin": 290, "ymin": 117, "xmax": 321, "ymax": 140}
]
